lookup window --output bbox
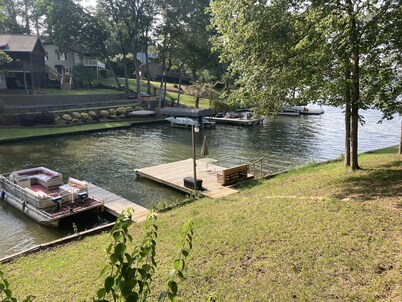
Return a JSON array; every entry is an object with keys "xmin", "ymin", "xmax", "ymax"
[
  {"xmin": 64, "ymin": 67, "xmax": 71, "ymax": 73},
  {"xmin": 56, "ymin": 50, "xmax": 66, "ymax": 60}
]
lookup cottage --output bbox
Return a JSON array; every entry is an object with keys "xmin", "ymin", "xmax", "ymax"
[{"xmin": 0, "ymin": 34, "xmax": 48, "ymax": 90}]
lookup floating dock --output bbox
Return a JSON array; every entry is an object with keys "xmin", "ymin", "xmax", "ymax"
[
  {"xmin": 88, "ymin": 183, "xmax": 149, "ymax": 222},
  {"xmin": 135, "ymin": 158, "xmax": 241, "ymax": 199}
]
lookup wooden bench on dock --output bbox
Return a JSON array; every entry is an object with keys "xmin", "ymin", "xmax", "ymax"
[{"xmin": 217, "ymin": 164, "xmax": 250, "ymax": 186}]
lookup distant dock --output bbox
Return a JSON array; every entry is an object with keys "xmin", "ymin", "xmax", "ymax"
[
  {"xmin": 135, "ymin": 158, "xmax": 241, "ymax": 199},
  {"xmin": 88, "ymin": 183, "xmax": 149, "ymax": 222}
]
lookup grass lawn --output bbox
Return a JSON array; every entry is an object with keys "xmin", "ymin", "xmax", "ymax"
[
  {"xmin": 98, "ymin": 77, "xmax": 214, "ymax": 109},
  {"xmin": 1, "ymin": 147, "xmax": 401, "ymax": 301},
  {"xmin": 0, "ymin": 122, "xmax": 132, "ymax": 141}
]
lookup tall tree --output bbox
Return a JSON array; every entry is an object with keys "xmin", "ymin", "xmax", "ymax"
[{"xmin": 210, "ymin": 0, "xmax": 401, "ymax": 170}]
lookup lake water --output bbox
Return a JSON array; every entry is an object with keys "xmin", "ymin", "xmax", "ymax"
[{"xmin": 0, "ymin": 106, "xmax": 400, "ymax": 257}]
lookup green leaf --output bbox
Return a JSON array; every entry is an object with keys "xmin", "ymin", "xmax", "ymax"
[
  {"xmin": 173, "ymin": 259, "xmax": 180, "ymax": 270},
  {"xmin": 97, "ymin": 288, "xmax": 106, "ymax": 299},
  {"xmin": 4, "ymin": 288, "xmax": 12, "ymax": 297},
  {"xmin": 99, "ymin": 265, "xmax": 109, "ymax": 277},
  {"xmin": 181, "ymin": 249, "xmax": 189, "ymax": 257},
  {"xmin": 168, "ymin": 281, "xmax": 178, "ymax": 295},
  {"xmin": 104, "ymin": 276, "xmax": 115, "ymax": 292},
  {"xmin": 158, "ymin": 291, "xmax": 168, "ymax": 302}
]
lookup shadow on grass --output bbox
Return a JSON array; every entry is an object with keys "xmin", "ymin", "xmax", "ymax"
[
  {"xmin": 232, "ymin": 179, "xmax": 264, "ymax": 190},
  {"xmin": 332, "ymin": 160, "xmax": 402, "ymax": 201}
]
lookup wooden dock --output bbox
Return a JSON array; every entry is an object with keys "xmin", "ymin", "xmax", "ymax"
[
  {"xmin": 88, "ymin": 183, "xmax": 149, "ymax": 222},
  {"xmin": 135, "ymin": 158, "xmax": 240, "ymax": 199}
]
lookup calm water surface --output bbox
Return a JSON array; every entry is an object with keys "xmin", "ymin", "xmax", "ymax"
[{"xmin": 0, "ymin": 106, "xmax": 400, "ymax": 257}]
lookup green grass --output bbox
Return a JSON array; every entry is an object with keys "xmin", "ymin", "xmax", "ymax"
[
  {"xmin": 0, "ymin": 122, "xmax": 132, "ymax": 141},
  {"xmin": 98, "ymin": 77, "xmax": 214, "ymax": 109},
  {"xmin": 2, "ymin": 147, "xmax": 401, "ymax": 301}
]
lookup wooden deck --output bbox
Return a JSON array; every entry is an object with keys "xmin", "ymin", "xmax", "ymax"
[
  {"xmin": 135, "ymin": 158, "xmax": 240, "ymax": 199},
  {"xmin": 88, "ymin": 183, "xmax": 149, "ymax": 222}
]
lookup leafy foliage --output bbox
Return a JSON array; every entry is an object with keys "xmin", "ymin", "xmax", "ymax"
[
  {"xmin": 0, "ymin": 270, "xmax": 34, "ymax": 302},
  {"xmin": 94, "ymin": 209, "xmax": 194, "ymax": 302}
]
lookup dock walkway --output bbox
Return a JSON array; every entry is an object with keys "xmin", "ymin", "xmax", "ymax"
[
  {"xmin": 88, "ymin": 183, "xmax": 149, "ymax": 222},
  {"xmin": 135, "ymin": 158, "xmax": 239, "ymax": 199}
]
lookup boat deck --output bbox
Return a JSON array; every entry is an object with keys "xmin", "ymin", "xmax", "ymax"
[
  {"xmin": 44, "ymin": 198, "xmax": 102, "ymax": 219},
  {"xmin": 135, "ymin": 158, "xmax": 240, "ymax": 199},
  {"xmin": 88, "ymin": 183, "xmax": 149, "ymax": 222}
]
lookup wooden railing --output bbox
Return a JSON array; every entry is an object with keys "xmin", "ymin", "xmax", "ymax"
[{"xmin": 248, "ymin": 157, "xmax": 265, "ymax": 178}]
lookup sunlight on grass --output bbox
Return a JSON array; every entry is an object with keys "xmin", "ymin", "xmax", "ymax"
[{"xmin": 2, "ymin": 147, "xmax": 401, "ymax": 301}]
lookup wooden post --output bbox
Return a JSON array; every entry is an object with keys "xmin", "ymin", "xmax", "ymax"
[{"xmin": 192, "ymin": 125, "xmax": 197, "ymax": 191}]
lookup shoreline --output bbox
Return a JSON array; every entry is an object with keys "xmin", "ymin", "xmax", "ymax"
[{"xmin": 0, "ymin": 119, "xmax": 166, "ymax": 144}]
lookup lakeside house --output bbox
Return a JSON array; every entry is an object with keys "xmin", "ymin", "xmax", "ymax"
[
  {"xmin": 43, "ymin": 42, "xmax": 105, "ymax": 89},
  {"xmin": 0, "ymin": 34, "xmax": 48, "ymax": 90}
]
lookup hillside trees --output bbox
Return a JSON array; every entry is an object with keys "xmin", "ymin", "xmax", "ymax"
[{"xmin": 210, "ymin": 0, "xmax": 401, "ymax": 170}]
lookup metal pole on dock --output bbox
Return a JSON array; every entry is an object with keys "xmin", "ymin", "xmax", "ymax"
[{"xmin": 192, "ymin": 125, "xmax": 198, "ymax": 191}]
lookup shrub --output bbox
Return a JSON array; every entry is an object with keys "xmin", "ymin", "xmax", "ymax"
[
  {"xmin": 110, "ymin": 114, "xmax": 117, "ymax": 119},
  {"xmin": 88, "ymin": 111, "xmax": 97, "ymax": 117},
  {"xmin": 62, "ymin": 114, "xmax": 72, "ymax": 121},
  {"xmin": 72, "ymin": 112, "xmax": 81, "ymax": 119},
  {"xmin": 108, "ymin": 108, "xmax": 116, "ymax": 115},
  {"xmin": 116, "ymin": 107, "xmax": 125, "ymax": 115},
  {"xmin": 72, "ymin": 118, "xmax": 79, "ymax": 123},
  {"xmin": 100, "ymin": 110, "xmax": 109, "ymax": 118},
  {"xmin": 125, "ymin": 106, "xmax": 134, "ymax": 113},
  {"xmin": 19, "ymin": 114, "xmax": 36, "ymax": 126},
  {"xmin": 81, "ymin": 113, "xmax": 90, "ymax": 120},
  {"xmin": 134, "ymin": 105, "xmax": 144, "ymax": 111},
  {"xmin": 35, "ymin": 111, "xmax": 55, "ymax": 125}
]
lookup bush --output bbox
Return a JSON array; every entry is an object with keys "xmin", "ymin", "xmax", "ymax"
[
  {"xmin": 125, "ymin": 106, "xmax": 134, "ymax": 113},
  {"xmin": 35, "ymin": 111, "xmax": 55, "ymax": 125},
  {"xmin": 100, "ymin": 110, "xmax": 109, "ymax": 118},
  {"xmin": 108, "ymin": 108, "xmax": 116, "ymax": 115},
  {"xmin": 19, "ymin": 114, "xmax": 36, "ymax": 126},
  {"xmin": 72, "ymin": 118, "xmax": 79, "ymax": 123},
  {"xmin": 134, "ymin": 105, "xmax": 144, "ymax": 111},
  {"xmin": 62, "ymin": 114, "xmax": 72, "ymax": 121},
  {"xmin": 88, "ymin": 111, "xmax": 97, "ymax": 117},
  {"xmin": 116, "ymin": 107, "xmax": 125, "ymax": 115},
  {"xmin": 81, "ymin": 113, "xmax": 90, "ymax": 120},
  {"xmin": 72, "ymin": 112, "xmax": 81, "ymax": 119}
]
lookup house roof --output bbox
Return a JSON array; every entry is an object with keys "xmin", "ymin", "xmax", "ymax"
[{"xmin": 0, "ymin": 34, "xmax": 43, "ymax": 52}]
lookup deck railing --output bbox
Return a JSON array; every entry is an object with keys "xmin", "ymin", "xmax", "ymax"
[
  {"xmin": 248, "ymin": 157, "xmax": 266, "ymax": 178},
  {"xmin": 0, "ymin": 175, "xmax": 53, "ymax": 219}
]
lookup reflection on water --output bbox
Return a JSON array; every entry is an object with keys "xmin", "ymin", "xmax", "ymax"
[{"xmin": 0, "ymin": 106, "xmax": 400, "ymax": 257}]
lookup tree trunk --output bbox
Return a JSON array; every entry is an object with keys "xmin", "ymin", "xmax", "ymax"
[
  {"xmin": 106, "ymin": 58, "xmax": 121, "ymax": 89},
  {"xmin": 130, "ymin": 32, "xmax": 141, "ymax": 102},
  {"xmin": 347, "ymin": 0, "xmax": 360, "ymax": 170},
  {"xmin": 399, "ymin": 120, "xmax": 402, "ymax": 156},
  {"xmin": 178, "ymin": 66, "xmax": 183, "ymax": 106},
  {"xmin": 123, "ymin": 53, "xmax": 129, "ymax": 91},
  {"xmin": 195, "ymin": 97, "xmax": 200, "ymax": 108},
  {"xmin": 145, "ymin": 27, "xmax": 151, "ymax": 95},
  {"xmin": 344, "ymin": 68, "xmax": 351, "ymax": 166}
]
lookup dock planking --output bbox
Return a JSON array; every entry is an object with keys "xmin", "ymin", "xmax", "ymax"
[
  {"xmin": 135, "ymin": 158, "xmax": 240, "ymax": 199},
  {"xmin": 88, "ymin": 183, "xmax": 149, "ymax": 222}
]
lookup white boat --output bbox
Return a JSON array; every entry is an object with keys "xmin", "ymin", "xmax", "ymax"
[
  {"xmin": 128, "ymin": 110, "xmax": 156, "ymax": 117},
  {"xmin": 165, "ymin": 117, "xmax": 199, "ymax": 127},
  {"xmin": 279, "ymin": 105, "xmax": 324, "ymax": 116},
  {"xmin": 0, "ymin": 167, "xmax": 104, "ymax": 227}
]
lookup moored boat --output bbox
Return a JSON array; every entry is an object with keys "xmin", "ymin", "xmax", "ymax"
[
  {"xmin": 0, "ymin": 167, "xmax": 104, "ymax": 227},
  {"xmin": 165, "ymin": 116, "xmax": 200, "ymax": 127}
]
